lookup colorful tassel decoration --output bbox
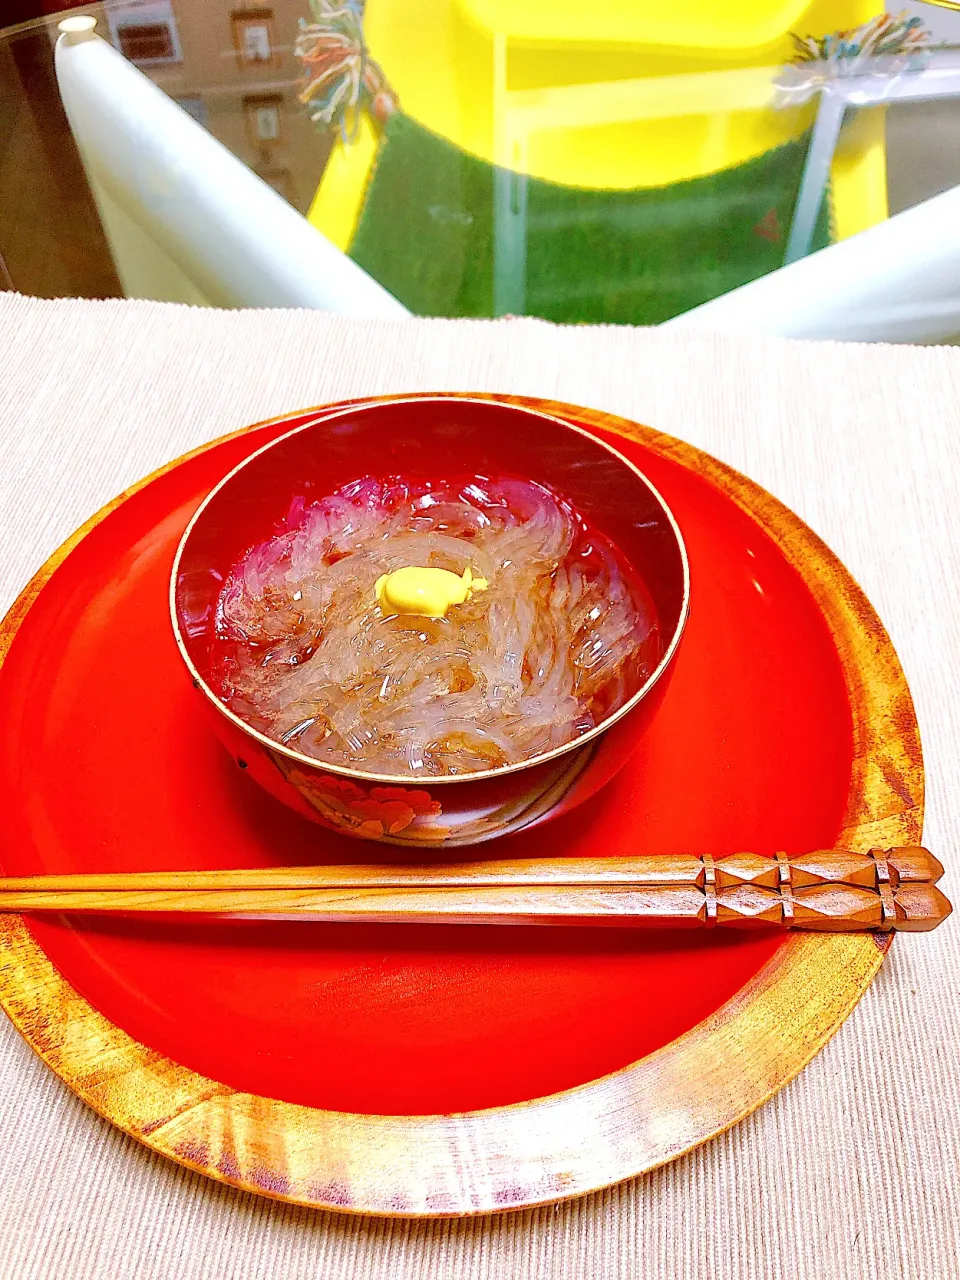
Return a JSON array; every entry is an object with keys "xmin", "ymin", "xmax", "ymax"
[
  {"xmin": 789, "ymin": 11, "xmax": 933, "ymax": 71},
  {"xmin": 294, "ymin": 0, "xmax": 398, "ymax": 142}
]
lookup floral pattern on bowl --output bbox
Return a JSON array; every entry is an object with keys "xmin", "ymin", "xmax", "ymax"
[
  {"xmin": 266, "ymin": 740, "xmax": 597, "ymax": 848},
  {"xmin": 281, "ymin": 766, "xmax": 449, "ymax": 842}
]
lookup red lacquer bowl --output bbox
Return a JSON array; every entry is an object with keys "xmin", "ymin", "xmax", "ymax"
[{"xmin": 171, "ymin": 397, "xmax": 690, "ymax": 847}]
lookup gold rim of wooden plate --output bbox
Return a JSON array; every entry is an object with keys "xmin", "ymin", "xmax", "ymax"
[{"xmin": 0, "ymin": 395, "xmax": 922, "ymax": 1217}]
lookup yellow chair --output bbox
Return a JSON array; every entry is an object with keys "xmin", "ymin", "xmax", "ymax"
[{"xmin": 309, "ymin": 0, "xmax": 887, "ymax": 316}]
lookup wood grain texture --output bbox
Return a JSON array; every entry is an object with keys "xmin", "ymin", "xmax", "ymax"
[
  {"xmin": 0, "ymin": 881, "xmax": 948, "ymax": 930},
  {"xmin": 0, "ymin": 395, "xmax": 924, "ymax": 1216},
  {"xmin": 0, "ymin": 847, "xmax": 941, "ymax": 892},
  {"xmin": 0, "ymin": 849, "xmax": 947, "ymax": 931}
]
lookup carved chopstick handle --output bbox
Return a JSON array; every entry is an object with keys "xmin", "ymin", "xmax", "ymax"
[
  {"xmin": 710, "ymin": 880, "xmax": 950, "ymax": 931},
  {"xmin": 703, "ymin": 848, "xmax": 950, "ymax": 931},
  {"xmin": 707, "ymin": 847, "xmax": 943, "ymax": 891}
]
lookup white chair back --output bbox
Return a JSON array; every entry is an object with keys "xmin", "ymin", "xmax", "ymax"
[
  {"xmin": 668, "ymin": 168, "xmax": 960, "ymax": 343},
  {"xmin": 54, "ymin": 17, "xmax": 409, "ymax": 315}
]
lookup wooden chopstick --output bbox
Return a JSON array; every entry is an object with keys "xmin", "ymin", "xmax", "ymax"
[
  {"xmin": 0, "ymin": 847, "xmax": 942, "ymax": 893},
  {"xmin": 0, "ymin": 849, "xmax": 948, "ymax": 931},
  {"xmin": 0, "ymin": 856, "xmax": 704, "ymax": 893},
  {"xmin": 0, "ymin": 882, "xmax": 949, "ymax": 930}
]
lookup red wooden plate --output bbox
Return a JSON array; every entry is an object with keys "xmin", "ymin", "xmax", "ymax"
[{"xmin": 0, "ymin": 395, "xmax": 921, "ymax": 1215}]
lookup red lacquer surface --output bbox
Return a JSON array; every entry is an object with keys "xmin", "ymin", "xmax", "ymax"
[{"xmin": 0, "ymin": 408, "xmax": 853, "ymax": 1115}]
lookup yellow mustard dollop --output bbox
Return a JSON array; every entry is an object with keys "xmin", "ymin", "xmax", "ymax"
[{"xmin": 375, "ymin": 565, "xmax": 488, "ymax": 619}]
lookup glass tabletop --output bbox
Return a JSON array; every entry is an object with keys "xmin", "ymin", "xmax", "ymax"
[{"xmin": 3, "ymin": 0, "xmax": 960, "ymax": 327}]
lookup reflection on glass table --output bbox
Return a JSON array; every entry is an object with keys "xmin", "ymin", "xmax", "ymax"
[
  {"xmin": 4, "ymin": 0, "xmax": 960, "ymax": 339},
  {"xmin": 306, "ymin": 0, "xmax": 887, "ymax": 323}
]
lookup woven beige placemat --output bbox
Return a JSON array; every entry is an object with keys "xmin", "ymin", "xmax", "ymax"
[{"xmin": 0, "ymin": 293, "xmax": 957, "ymax": 1279}]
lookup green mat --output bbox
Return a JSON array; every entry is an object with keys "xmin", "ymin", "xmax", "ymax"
[{"xmin": 349, "ymin": 112, "xmax": 832, "ymax": 325}]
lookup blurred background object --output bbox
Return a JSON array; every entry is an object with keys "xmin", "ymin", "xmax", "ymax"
[
  {"xmin": 52, "ymin": 16, "xmax": 408, "ymax": 311},
  {"xmin": 2, "ymin": 0, "xmax": 960, "ymax": 336}
]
